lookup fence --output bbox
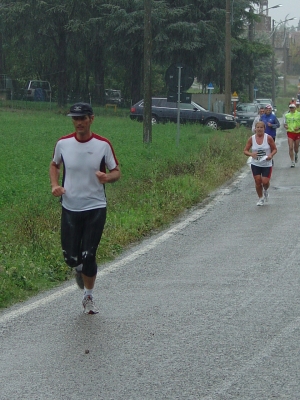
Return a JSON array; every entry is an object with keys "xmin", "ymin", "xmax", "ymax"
[{"xmin": 191, "ymin": 93, "xmax": 225, "ymax": 112}]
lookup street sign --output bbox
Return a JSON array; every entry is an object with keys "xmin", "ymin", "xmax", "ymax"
[
  {"xmin": 165, "ymin": 63, "xmax": 194, "ymax": 92},
  {"xmin": 167, "ymin": 91, "xmax": 192, "ymax": 104},
  {"xmin": 231, "ymin": 91, "xmax": 239, "ymax": 102},
  {"xmin": 207, "ymin": 83, "xmax": 214, "ymax": 111}
]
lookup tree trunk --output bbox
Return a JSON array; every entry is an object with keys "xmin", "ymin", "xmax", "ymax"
[
  {"xmin": 131, "ymin": 46, "xmax": 143, "ymax": 104},
  {"xmin": 143, "ymin": 0, "xmax": 152, "ymax": 143},
  {"xmin": 56, "ymin": 29, "xmax": 68, "ymax": 107},
  {"xmin": 93, "ymin": 43, "xmax": 105, "ymax": 106}
]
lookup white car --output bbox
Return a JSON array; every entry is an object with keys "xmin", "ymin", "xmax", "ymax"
[
  {"xmin": 24, "ymin": 80, "xmax": 51, "ymax": 101},
  {"xmin": 254, "ymin": 98, "xmax": 277, "ymax": 113}
]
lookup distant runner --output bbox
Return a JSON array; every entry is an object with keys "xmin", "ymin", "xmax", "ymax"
[
  {"xmin": 244, "ymin": 121, "xmax": 277, "ymax": 206},
  {"xmin": 260, "ymin": 104, "xmax": 280, "ymax": 142},
  {"xmin": 283, "ymin": 103, "xmax": 300, "ymax": 167}
]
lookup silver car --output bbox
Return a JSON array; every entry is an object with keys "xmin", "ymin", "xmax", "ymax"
[{"xmin": 24, "ymin": 80, "xmax": 51, "ymax": 101}]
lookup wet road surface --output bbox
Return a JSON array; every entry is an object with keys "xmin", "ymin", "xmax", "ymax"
[{"xmin": 1, "ymin": 121, "xmax": 300, "ymax": 399}]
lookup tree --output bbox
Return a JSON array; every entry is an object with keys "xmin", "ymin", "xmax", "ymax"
[{"xmin": 0, "ymin": 0, "xmax": 273, "ymax": 107}]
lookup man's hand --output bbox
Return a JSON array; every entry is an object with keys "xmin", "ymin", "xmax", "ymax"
[
  {"xmin": 95, "ymin": 167, "xmax": 120, "ymax": 184},
  {"xmin": 95, "ymin": 171, "xmax": 110, "ymax": 184},
  {"xmin": 51, "ymin": 185, "xmax": 66, "ymax": 197}
]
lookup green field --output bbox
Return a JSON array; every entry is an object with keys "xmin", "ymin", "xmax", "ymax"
[{"xmin": 0, "ymin": 104, "xmax": 260, "ymax": 309}]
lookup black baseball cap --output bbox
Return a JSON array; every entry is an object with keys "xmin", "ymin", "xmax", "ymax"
[{"xmin": 67, "ymin": 102, "xmax": 93, "ymax": 116}]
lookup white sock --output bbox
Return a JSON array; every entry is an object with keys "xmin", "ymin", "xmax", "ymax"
[{"xmin": 83, "ymin": 288, "xmax": 93, "ymax": 299}]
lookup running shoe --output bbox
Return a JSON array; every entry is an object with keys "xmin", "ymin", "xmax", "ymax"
[
  {"xmin": 82, "ymin": 296, "xmax": 99, "ymax": 314},
  {"xmin": 263, "ymin": 190, "xmax": 269, "ymax": 202},
  {"xmin": 256, "ymin": 198, "xmax": 264, "ymax": 206},
  {"xmin": 296, "ymin": 153, "xmax": 298, "ymax": 163},
  {"xmin": 74, "ymin": 268, "xmax": 84, "ymax": 290},
  {"xmin": 291, "ymin": 161, "xmax": 295, "ymax": 168}
]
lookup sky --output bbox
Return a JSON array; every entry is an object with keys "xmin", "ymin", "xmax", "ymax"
[{"xmin": 264, "ymin": 0, "xmax": 298, "ymax": 27}]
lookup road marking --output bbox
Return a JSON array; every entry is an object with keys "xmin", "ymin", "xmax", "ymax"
[
  {"xmin": 0, "ymin": 286, "xmax": 77, "ymax": 325},
  {"xmin": 0, "ymin": 170, "xmax": 249, "ymax": 325}
]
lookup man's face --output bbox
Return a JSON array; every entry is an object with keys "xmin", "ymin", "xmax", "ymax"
[
  {"xmin": 259, "ymin": 108, "xmax": 265, "ymax": 115},
  {"xmin": 289, "ymin": 107, "xmax": 296, "ymax": 113},
  {"xmin": 72, "ymin": 115, "xmax": 94, "ymax": 137},
  {"xmin": 265, "ymin": 108, "xmax": 272, "ymax": 115}
]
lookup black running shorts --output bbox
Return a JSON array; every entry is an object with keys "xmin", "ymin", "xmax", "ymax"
[{"xmin": 61, "ymin": 207, "xmax": 107, "ymax": 277}]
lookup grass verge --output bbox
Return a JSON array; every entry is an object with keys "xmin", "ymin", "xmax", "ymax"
[{"xmin": 0, "ymin": 106, "xmax": 249, "ymax": 309}]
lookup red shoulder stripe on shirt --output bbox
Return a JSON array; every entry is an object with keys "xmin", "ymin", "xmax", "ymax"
[{"xmin": 92, "ymin": 133, "xmax": 119, "ymax": 165}]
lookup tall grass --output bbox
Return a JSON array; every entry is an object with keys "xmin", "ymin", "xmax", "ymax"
[{"xmin": 0, "ymin": 106, "xmax": 249, "ymax": 308}]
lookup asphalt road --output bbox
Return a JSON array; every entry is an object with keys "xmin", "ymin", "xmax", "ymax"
[{"xmin": 1, "ymin": 120, "xmax": 300, "ymax": 400}]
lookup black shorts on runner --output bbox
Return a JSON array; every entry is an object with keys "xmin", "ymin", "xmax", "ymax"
[
  {"xmin": 251, "ymin": 164, "xmax": 272, "ymax": 178},
  {"xmin": 61, "ymin": 207, "xmax": 107, "ymax": 276}
]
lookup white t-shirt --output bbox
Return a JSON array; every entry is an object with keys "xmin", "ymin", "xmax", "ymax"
[
  {"xmin": 52, "ymin": 133, "xmax": 118, "ymax": 211},
  {"xmin": 251, "ymin": 133, "xmax": 272, "ymax": 168}
]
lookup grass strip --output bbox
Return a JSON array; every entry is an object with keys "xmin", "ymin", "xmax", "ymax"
[{"xmin": 0, "ymin": 106, "xmax": 250, "ymax": 308}]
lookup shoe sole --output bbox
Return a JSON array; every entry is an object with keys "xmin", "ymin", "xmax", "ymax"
[{"xmin": 84, "ymin": 310, "xmax": 99, "ymax": 315}]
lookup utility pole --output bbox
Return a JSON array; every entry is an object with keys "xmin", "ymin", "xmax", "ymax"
[
  {"xmin": 248, "ymin": 6, "xmax": 254, "ymax": 102},
  {"xmin": 143, "ymin": 0, "xmax": 152, "ymax": 143},
  {"xmin": 271, "ymin": 19, "xmax": 276, "ymax": 104},
  {"xmin": 225, "ymin": 0, "xmax": 231, "ymax": 114},
  {"xmin": 283, "ymin": 24, "xmax": 287, "ymax": 96}
]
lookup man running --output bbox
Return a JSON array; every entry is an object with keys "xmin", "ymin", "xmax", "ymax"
[
  {"xmin": 252, "ymin": 105, "xmax": 265, "ymax": 134},
  {"xmin": 260, "ymin": 104, "xmax": 280, "ymax": 142},
  {"xmin": 49, "ymin": 103, "xmax": 121, "ymax": 314},
  {"xmin": 283, "ymin": 103, "xmax": 300, "ymax": 167}
]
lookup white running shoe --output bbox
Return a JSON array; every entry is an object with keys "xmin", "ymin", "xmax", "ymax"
[
  {"xmin": 263, "ymin": 190, "xmax": 269, "ymax": 203},
  {"xmin": 256, "ymin": 198, "xmax": 264, "ymax": 206},
  {"xmin": 291, "ymin": 161, "xmax": 295, "ymax": 168},
  {"xmin": 82, "ymin": 296, "xmax": 99, "ymax": 314}
]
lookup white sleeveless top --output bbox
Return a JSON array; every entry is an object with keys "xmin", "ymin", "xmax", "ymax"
[{"xmin": 251, "ymin": 133, "xmax": 272, "ymax": 167}]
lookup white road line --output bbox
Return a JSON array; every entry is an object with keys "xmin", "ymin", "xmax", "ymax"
[
  {"xmin": 0, "ymin": 286, "xmax": 77, "ymax": 325},
  {"xmin": 0, "ymin": 170, "xmax": 248, "ymax": 325}
]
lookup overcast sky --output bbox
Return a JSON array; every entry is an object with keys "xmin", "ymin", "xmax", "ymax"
[{"xmin": 265, "ymin": 0, "xmax": 298, "ymax": 26}]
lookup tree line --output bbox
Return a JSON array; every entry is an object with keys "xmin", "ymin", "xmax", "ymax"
[{"xmin": 0, "ymin": 0, "xmax": 273, "ymax": 107}]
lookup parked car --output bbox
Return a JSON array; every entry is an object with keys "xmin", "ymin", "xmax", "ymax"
[
  {"xmin": 24, "ymin": 80, "xmax": 51, "ymax": 101},
  {"xmin": 105, "ymin": 89, "xmax": 123, "ymax": 106},
  {"xmin": 257, "ymin": 102, "xmax": 277, "ymax": 115},
  {"xmin": 255, "ymin": 98, "xmax": 277, "ymax": 113},
  {"xmin": 130, "ymin": 98, "xmax": 236, "ymax": 130},
  {"xmin": 235, "ymin": 103, "xmax": 259, "ymax": 127}
]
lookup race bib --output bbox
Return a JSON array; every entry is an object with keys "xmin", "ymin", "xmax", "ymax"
[{"xmin": 256, "ymin": 149, "xmax": 266, "ymax": 161}]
